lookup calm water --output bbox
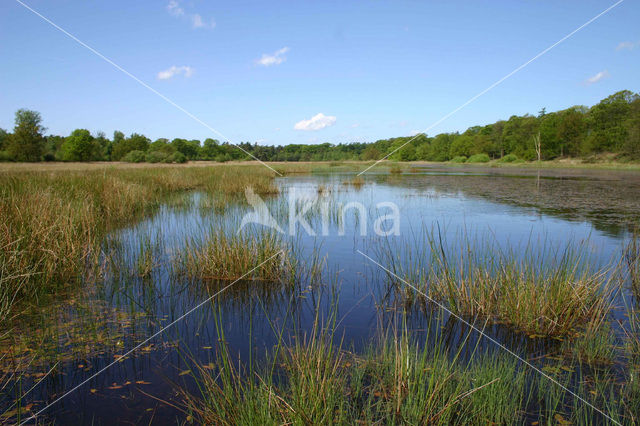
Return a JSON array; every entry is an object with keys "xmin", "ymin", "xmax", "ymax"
[{"xmin": 4, "ymin": 166, "xmax": 639, "ymax": 424}]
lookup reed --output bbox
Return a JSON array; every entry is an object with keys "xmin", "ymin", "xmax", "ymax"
[
  {"xmin": 625, "ymin": 232, "xmax": 640, "ymax": 294},
  {"xmin": 179, "ymin": 308, "xmax": 531, "ymax": 425},
  {"xmin": 0, "ymin": 165, "xmax": 279, "ymax": 321},
  {"xmin": 376, "ymin": 229, "xmax": 618, "ymax": 338},
  {"xmin": 176, "ymin": 230, "xmax": 290, "ymax": 282}
]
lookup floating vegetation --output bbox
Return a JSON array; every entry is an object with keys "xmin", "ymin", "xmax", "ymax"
[{"xmin": 0, "ymin": 293, "xmax": 150, "ymax": 373}]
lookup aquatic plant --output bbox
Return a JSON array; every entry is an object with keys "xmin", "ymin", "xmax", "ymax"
[
  {"xmin": 342, "ymin": 175, "xmax": 365, "ymax": 189},
  {"xmin": 0, "ymin": 165, "xmax": 278, "ymax": 321},
  {"xmin": 389, "ymin": 163, "xmax": 403, "ymax": 174},
  {"xmin": 175, "ymin": 229, "xmax": 290, "ymax": 282},
  {"xmin": 179, "ymin": 310, "xmax": 531, "ymax": 425},
  {"xmin": 376, "ymin": 230, "xmax": 618, "ymax": 338}
]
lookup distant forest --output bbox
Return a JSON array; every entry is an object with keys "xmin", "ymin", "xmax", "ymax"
[{"xmin": 1, "ymin": 90, "xmax": 639, "ymax": 164}]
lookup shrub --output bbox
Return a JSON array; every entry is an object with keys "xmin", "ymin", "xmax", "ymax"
[
  {"xmin": 0, "ymin": 151, "xmax": 12, "ymax": 162},
  {"xmin": 467, "ymin": 153, "xmax": 490, "ymax": 163},
  {"xmin": 169, "ymin": 151, "xmax": 187, "ymax": 163},
  {"xmin": 450, "ymin": 156, "xmax": 467, "ymax": 163},
  {"xmin": 145, "ymin": 150, "xmax": 169, "ymax": 163},
  {"xmin": 498, "ymin": 154, "xmax": 518, "ymax": 163},
  {"xmin": 121, "ymin": 150, "xmax": 146, "ymax": 163}
]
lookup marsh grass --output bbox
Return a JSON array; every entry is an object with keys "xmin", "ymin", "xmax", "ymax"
[
  {"xmin": 389, "ymin": 163, "xmax": 403, "ymax": 174},
  {"xmin": 377, "ymin": 230, "xmax": 618, "ymax": 338},
  {"xmin": 562, "ymin": 323, "xmax": 617, "ymax": 366},
  {"xmin": 176, "ymin": 230, "xmax": 290, "ymax": 282},
  {"xmin": 342, "ymin": 175, "xmax": 365, "ymax": 189},
  {"xmin": 624, "ymin": 233, "xmax": 640, "ymax": 293},
  {"xmin": 178, "ymin": 332, "xmax": 533, "ymax": 425},
  {"xmin": 179, "ymin": 299, "xmax": 534, "ymax": 425},
  {"xmin": 0, "ymin": 166, "xmax": 278, "ymax": 320}
]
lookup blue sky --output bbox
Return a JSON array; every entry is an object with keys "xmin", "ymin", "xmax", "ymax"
[{"xmin": 1, "ymin": 0, "xmax": 638, "ymax": 145}]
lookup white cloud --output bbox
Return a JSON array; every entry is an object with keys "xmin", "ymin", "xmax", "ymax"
[
  {"xmin": 192, "ymin": 14, "xmax": 216, "ymax": 29},
  {"xmin": 351, "ymin": 123, "xmax": 360, "ymax": 128},
  {"xmin": 616, "ymin": 40, "xmax": 639, "ymax": 51},
  {"xmin": 167, "ymin": 0, "xmax": 184, "ymax": 16},
  {"xmin": 585, "ymin": 70, "xmax": 610, "ymax": 85},
  {"xmin": 256, "ymin": 47, "xmax": 290, "ymax": 67},
  {"xmin": 157, "ymin": 65, "xmax": 194, "ymax": 80},
  {"xmin": 294, "ymin": 113, "xmax": 337, "ymax": 131},
  {"xmin": 167, "ymin": 1, "xmax": 215, "ymax": 30}
]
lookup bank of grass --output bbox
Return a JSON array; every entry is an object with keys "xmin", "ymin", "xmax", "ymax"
[
  {"xmin": 180, "ymin": 317, "xmax": 530, "ymax": 425},
  {"xmin": 377, "ymin": 231, "xmax": 618, "ymax": 338},
  {"xmin": 175, "ymin": 230, "xmax": 291, "ymax": 282},
  {"xmin": 179, "ymin": 312, "xmax": 640, "ymax": 424},
  {"xmin": 0, "ymin": 165, "xmax": 278, "ymax": 321}
]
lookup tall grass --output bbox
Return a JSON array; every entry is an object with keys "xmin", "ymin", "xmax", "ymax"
[
  {"xmin": 179, "ymin": 304, "xmax": 532, "ymax": 425},
  {"xmin": 376, "ymin": 230, "xmax": 618, "ymax": 338},
  {"xmin": 175, "ymin": 230, "xmax": 291, "ymax": 282},
  {"xmin": 0, "ymin": 165, "xmax": 278, "ymax": 322},
  {"xmin": 625, "ymin": 232, "xmax": 640, "ymax": 293}
]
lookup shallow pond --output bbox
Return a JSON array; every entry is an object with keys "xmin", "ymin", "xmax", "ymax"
[{"xmin": 3, "ymin": 165, "xmax": 640, "ymax": 424}]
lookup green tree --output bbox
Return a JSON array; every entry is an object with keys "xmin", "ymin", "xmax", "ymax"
[
  {"xmin": 111, "ymin": 133, "xmax": 150, "ymax": 160},
  {"xmin": 556, "ymin": 107, "xmax": 587, "ymax": 157},
  {"xmin": 449, "ymin": 134, "xmax": 476, "ymax": 157},
  {"xmin": 502, "ymin": 115, "xmax": 538, "ymax": 160},
  {"xmin": 149, "ymin": 138, "xmax": 175, "ymax": 154},
  {"xmin": 361, "ymin": 145, "xmax": 382, "ymax": 160},
  {"xmin": 60, "ymin": 129, "xmax": 100, "ymax": 161},
  {"xmin": 202, "ymin": 138, "xmax": 220, "ymax": 159},
  {"xmin": 622, "ymin": 96, "xmax": 640, "ymax": 159},
  {"xmin": 0, "ymin": 128, "xmax": 7, "ymax": 151},
  {"xmin": 7, "ymin": 109, "xmax": 46, "ymax": 162},
  {"xmin": 538, "ymin": 112, "xmax": 561, "ymax": 159},
  {"xmin": 427, "ymin": 133, "xmax": 453, "ymax": 161},
  {"xmin": 584, "ymin": 90, "xmax": 639, "ymax": 154}
]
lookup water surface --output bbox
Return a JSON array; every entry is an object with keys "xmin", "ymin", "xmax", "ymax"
[{"xmin": 4, "ymin": 166, "xmax": 639, "ymax": 424}]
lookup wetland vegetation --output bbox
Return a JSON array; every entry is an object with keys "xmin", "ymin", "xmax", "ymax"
[{"xmin": 0, "ymin": 162, "xmax": 639, "ymax": 424}]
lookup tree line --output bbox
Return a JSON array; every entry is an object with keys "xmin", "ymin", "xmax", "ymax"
[{"xmin": 1, "ymin": 90, "xmax": 638, "ymax": 164}]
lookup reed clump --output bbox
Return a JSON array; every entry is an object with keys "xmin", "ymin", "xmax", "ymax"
[
  {"xmin": 176, "ymin": 231, "xmax": 290, "ymax": 282},
  {"xmin": 342, "ymin": 176, "xmax": 364, "ymax": 189},
  {"xmin": 180, "ymin": 322, "xmax": 529, "ymax": 425},
  {"xmin": 429, "ymin": 254, "xmax": 615, "ymax": 338},
  {"xmin": 378, "ymin": 231, "xmax": 617, "ymax": 338},
  {"xmin": 389, "ymin": 163, "xmax": 403, "ymax": 174}
]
